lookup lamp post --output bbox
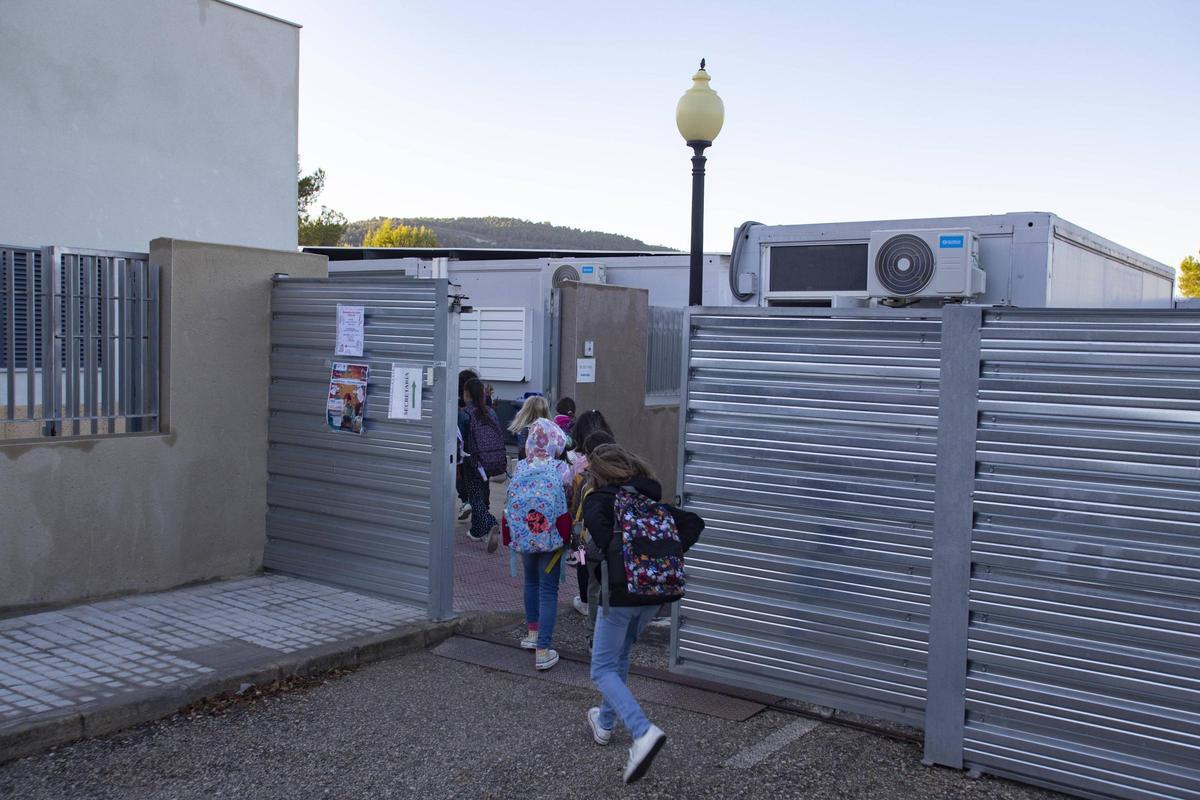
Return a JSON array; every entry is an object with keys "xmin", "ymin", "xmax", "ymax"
[{"xmin": 676, "ymin": 59, "xmax": 724, "ymax": 306}]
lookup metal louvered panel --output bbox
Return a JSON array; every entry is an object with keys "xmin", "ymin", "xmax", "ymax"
[
  {"xmin": 265, "ymin": 276, "xmax": 457, "ymax": 618},
  {"xmin": 963, "ymin": 309, "xmax": 1200, "ymax": 800},
  {"xmin": 671, "ymin": 308, "xmax": 943, "ymax": 726}
]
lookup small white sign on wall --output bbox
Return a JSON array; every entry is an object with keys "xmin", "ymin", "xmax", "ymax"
[
  {"xmin": 576, "ymin": 357, "xmax": 596, "ymax": 383},
  {"xmin": 388, "ymin": 365, "xmax": 423, "ymax": 420}
]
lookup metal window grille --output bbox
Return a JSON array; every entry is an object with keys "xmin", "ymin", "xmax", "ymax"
[
  {"xmin": 646, "ymin": 305, "xmax": 685, "ymax": 399},
  {"xmin": 1, "ymin": 245, "xmax": 160, "ymax": 438}
]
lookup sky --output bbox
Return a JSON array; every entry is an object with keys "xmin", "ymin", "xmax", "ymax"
[{"xmin": 250, "ymin": 0, "xmax": 1198, "ymax": 266}]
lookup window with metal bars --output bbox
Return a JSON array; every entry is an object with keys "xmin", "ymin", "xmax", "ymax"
[{"xmin": 1, "ymin": 245, "xmax": 160, "ymax": 439}]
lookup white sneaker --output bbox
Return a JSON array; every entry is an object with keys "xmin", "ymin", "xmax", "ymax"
[
  {"xmin": 587, "ymin": 707, "xmax": 613, "ymax": 746},
  {"xmin": 458, "ymin": 502, "xmax": 471, "ymax": 520},
  {"xmin": 623, "ymin": 725, "xmax": 666, "ymax": 785},
  {"xmin": 573, "ymin": 596, "xmax": 588, "ymax": 616},
  {"xmin": 519, "ymin": 630, "xmax": 537, "ymax": 650},
  {"xmin": 535, "ymin": 648, "xmax": 559, "ymax": 671}
]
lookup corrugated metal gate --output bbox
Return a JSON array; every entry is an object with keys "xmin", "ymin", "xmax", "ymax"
[
  {"xmin": 672, "ymin": 306, "xmax": 1200, "ymax": 800},
  {"xmin": 959, "ymin": 309, "xmax": 1200, "ymax": 800},
  {"xmin": 265, "ymin": 275, "xmax": 457, "ymax": 619},
  {"xmin": 671, "ymin": 309, "xmax": 943, "ymax": 727}
]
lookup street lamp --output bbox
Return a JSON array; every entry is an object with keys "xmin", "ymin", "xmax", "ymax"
[{"xmin": 676, "ymin": 59, "xmax": 724, "ymax": 306}]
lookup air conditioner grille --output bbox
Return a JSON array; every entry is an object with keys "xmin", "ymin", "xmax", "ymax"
[
  {"xmin": 552, "ymin": 264, "xmax": 580, "ymax": 288},
  {"xmin": 874, "ymin": 234, "xmax": 935, "ymax": 296}
]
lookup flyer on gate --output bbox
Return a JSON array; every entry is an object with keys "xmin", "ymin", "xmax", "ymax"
[
  {"xmin": 335, "ymin": 304, "xmax": 365, "ymax": 357},
  {"xmin": 326, "ymin": 362, "xmax": 369, "ymax": 434}
]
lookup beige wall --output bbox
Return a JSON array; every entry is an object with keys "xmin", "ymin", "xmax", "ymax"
[
  {"xmin": 0, "ymin": 239, "xmax": 327, "ymax": 611},
  {"xmin": 557, "ymin": 283, "xmax": 680, "ymax": 500}
]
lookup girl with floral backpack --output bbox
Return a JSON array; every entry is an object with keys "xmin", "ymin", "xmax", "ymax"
[
  {"xmin": 502, "ymin": 418, "xmax": 571, "ymax": 670},
  {"xmin": 581, "ymin": 443, "xmax": 704, "ymax": 785}
]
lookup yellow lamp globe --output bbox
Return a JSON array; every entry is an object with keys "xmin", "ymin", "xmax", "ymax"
[{"xmin": 676, "ymin": 60, "xmax": 725, "ymax": 144}]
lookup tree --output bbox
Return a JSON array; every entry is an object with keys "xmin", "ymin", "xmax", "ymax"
[
  {"xmin": 299, "ymin": 206, "xmax": 349, "ymax": 247},
  {"xmin": 1180, "ymin": 253, "xmax": 1200, "ymax": 298},
  {"xmin": 362, "ymin": 218, "xmax": 438, "ymax": 248},
  {"xmin": 297, "ymin": 165, "xmax": 347, "ymax": 246}
]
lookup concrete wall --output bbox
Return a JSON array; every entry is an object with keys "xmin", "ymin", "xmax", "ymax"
[
  {"xmin": 557, "ymin": 284, "xmax": 680, "ymax": 500},
  {"xmin": 0, "ymin": 240, "xmax": 327, "ymax": 611},
  {"xmin": 0, "ymin": 0, "xmax": 299, "ymax": 252}
]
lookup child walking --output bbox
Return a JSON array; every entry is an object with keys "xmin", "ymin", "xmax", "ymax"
[
  {"xmin": 503, "ymin": 418, "xmax": 571, "ymax": 670},
  {"xmin": 565, "ymin": 409, "xmax": 615, "ymax": 621},
  {"xmin": 460, "ymin": 378, "xmax": 503, "ymax": 550},
  {"xmin": 508, "ymin": 395, "xmax": 553, "ymax": 460},
  {"xmin": 554, "ymin": 396, "xmax": 576, "ymax": 435},
  {"xmin": 582, "ymin": 444, "xmax": 704, "ymax": 784}
]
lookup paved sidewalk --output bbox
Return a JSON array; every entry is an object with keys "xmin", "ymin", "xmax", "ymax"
[{"xmin": 0, "ymin": 574, "xmax": 467, "ymax": 762}]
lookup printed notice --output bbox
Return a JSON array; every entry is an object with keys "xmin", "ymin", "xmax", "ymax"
[
  {"xmin": 388, "ymin": 365, "xmax": 422, "ymax": 420},
  {"xmin": 335, "ymin": 304, "xmax": 365, "ymax": 357},
  {"xmin": 576, "ymin": 357, "xmax": 596, "ymax": 383}
]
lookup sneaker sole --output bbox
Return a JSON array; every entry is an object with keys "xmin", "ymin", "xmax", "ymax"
[
  {"xmin": 519, "ymin": 640, "xmax": 537, "ymax": 650},
  {"xmin": 624, "ymin": 733, "xmax": 666, "ymax": 785},
  {"xmin": 535, "ymin": 654, "xmax": 559, "ymax": 671}
]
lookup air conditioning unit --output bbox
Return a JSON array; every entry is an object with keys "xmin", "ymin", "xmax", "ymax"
[
  {"xmin": 551, "ymin": 263, "xmax": 606, "ymax": 288},
  {"xmin": 866, "ymin": 229, "xmax": 985, "ymax": 299}
]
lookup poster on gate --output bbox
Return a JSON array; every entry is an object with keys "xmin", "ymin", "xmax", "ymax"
[{"xmin": 326, "ymin": 362, "xmax": 369, "ymax": 434}]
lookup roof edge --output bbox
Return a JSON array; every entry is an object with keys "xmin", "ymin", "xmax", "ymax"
[{"xmin": 213, "ymin": 0, "xmax": 301, "ymax": 29}]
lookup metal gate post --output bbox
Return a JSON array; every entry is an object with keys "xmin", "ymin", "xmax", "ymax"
[
  {"xmin": 427, "ymin": 279, "xmax": 459, "ymax": 621},
  {"xmin": 923, "ymin": 303, "xmax": 982, "ymax": 768}
]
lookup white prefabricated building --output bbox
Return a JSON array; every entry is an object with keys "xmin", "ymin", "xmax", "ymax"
[{"xmin": 313, "ymin": 211, "xmax": 1174, "ymax": 402}]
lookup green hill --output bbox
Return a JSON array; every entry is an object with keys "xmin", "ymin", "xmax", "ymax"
[{"xmin": 341, "ymin": 216, "xmax": 674, "ymax": 251}]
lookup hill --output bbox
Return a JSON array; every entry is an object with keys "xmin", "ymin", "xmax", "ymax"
[{"xmin": 341, "ymin": 216, "xmax": 674, "ymax": 251}]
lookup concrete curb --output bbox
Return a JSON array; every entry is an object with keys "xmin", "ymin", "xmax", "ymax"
[{"xmin": 0, "ymin": 610, "xmax": 520, "ymax": 764}]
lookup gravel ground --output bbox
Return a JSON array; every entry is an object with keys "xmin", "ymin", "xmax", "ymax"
[{"xmin": 0, "ymin": 630, "xmax": 1070, "ymax": 800}]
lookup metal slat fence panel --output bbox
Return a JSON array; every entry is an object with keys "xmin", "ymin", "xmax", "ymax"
[
  {"xmin": 671, "ymin": 309, "xmax": 943, "ymax": 726},
  {"xmin": 963, "ymin": 309, "xmax": 1200, "ymax": 800},
  {"xmin": 646, "ymin": 305, "xmax": 685, "ymax": 398},
  {"xmin": 265, "ymin": 276, "xmax": 456, "ymax": 617}
]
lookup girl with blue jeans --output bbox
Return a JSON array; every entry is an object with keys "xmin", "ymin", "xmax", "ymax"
[
  {"xmin": 581, "ymin": 444, "xmax": 704, "ymax": 785},
  {"xmin": 502, "ymin": 418, "xmax": 571, "ymax": 670}
]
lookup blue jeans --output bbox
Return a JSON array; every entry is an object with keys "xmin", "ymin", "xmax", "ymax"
[
  {"xmin": 590, "ymin": 604, "xmax": 658, "ymax": 738},
  {"xmin": 521, "ymin": 550, "xmax": 562, "ymax": 649}
]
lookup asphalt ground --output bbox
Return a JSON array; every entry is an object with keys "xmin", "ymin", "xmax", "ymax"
[{"xmin": 0, "ymin": 608, "xmax": 1070, "ymax": 800}]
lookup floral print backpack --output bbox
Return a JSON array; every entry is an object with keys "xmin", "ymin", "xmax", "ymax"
[
  {"xmin": 505, "ymin": 461, "xmax": 568, "ymax": 553},
  {"xmin": 612, "ymin": 485, "xmax": 686, "ymax": 599}
]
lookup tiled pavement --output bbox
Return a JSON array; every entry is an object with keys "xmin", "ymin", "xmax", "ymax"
[
  {"xmin": 0, "ymin": 474, "xmax": 579, "ymax": 739},
  {"xmin": 0, "ymin": 575, "xmax": 424, "ymax": 726}
]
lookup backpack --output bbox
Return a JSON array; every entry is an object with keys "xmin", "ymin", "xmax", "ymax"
[
  {"xmin": 467, "ymin": 410, "xmax": 508, "ymax": 478},
  {"xmin": 611, "ymin": 485, "xmax": 686, "ymax": 600},
  {"xmin": 505, "ymin": 463, "xmax": 568, "ymax": 553}
]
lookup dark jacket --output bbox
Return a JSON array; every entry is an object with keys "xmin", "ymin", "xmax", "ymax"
[{"xmin": 582, "ymin": 476, "xmax": 704, "ymax": 607}]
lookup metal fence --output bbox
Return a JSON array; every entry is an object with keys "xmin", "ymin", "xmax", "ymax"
[
  {"xmin": 264, "ymin": 274, "xmax": 458, "ymax": 619},
  {"xmin": 646, "ymin": 305, "xmax": 685, "ymax": 399},
  {"xmin": 0, "ymin": 245, "xmax": 159, "ymax": 438},
  {"xmin": 672, "ymin": 306, "xmax": 1200, "ymax": 800}
]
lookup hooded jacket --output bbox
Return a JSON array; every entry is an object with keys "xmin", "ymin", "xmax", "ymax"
[{"xmin": 582, "ymin": 476, "xmax": 704, "ymax": 607}]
